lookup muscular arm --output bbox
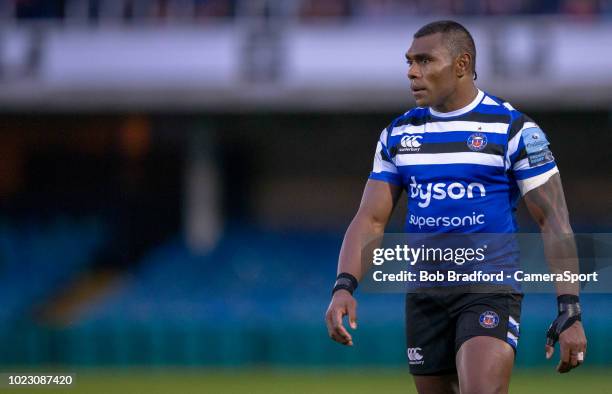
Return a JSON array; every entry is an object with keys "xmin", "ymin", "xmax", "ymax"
[
  {"xmin": 523, "ymin": 172, "xmax": 578, "ymax": 296},
  {"xmin": 337, "ymin": 179, "xmax": 403, "ymax": 280},
  {"xmin": 325, "ymin": 179, "xmax": 402, "ymax": 346},
  {"xmin": 523, "ymin": 172, "xmax": 586, "ymax": 372}
]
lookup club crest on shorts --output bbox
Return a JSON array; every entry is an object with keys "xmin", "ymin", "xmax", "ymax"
[
  {"xmin": 467, "ymin": 132, "xmax": 487, "ymax": 151},
  {"xmin": 479, "ymin": 310, "xmax": 499, "ymax": 328}
]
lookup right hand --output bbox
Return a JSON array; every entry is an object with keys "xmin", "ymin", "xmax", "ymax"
[{"xmin": 325, "ymin": 290, "xmax": 358, "ymax": 346}]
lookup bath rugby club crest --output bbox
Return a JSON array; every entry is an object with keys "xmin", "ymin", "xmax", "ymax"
[
  {"xmin": 479, "ymin": 310, "xmax": 499, "ymax": 328},
  {"xmin": 467, "ymin": 132, "xmax": 487, "ymax": 151}
]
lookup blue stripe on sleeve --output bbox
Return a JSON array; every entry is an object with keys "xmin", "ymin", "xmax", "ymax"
[{"xmin": 369, "ymin": 172, "xmax": 403, "ymax": 186}]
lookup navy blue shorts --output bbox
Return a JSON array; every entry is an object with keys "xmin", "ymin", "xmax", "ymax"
[{"xmin": 405, "ymin": 291, "xmax": 522, "ymax": 375}]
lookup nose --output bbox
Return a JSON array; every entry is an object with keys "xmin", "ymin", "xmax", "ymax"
[{"xmin": 408, "ymin": 63, "xmax": 420, "ymax": 80}]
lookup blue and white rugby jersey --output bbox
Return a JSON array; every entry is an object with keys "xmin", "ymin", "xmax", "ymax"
[{"xmin": 369, "ymin": 89, "xmax": 558, "ymax": 234}]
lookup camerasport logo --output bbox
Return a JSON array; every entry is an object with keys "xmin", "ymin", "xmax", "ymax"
[
  {"xmin": 407, "ymin": 347, "xmax": 424, "ymax": 365},
  {"xmin": 399, "ymin": 135, "xmax": 423, "ymax": 153}
]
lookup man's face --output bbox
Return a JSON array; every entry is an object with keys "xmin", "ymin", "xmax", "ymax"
[{"xmin": 406, "ymin": 33, "xmax": 458, "ymax": 108}]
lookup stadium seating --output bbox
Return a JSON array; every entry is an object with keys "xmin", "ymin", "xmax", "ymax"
[{"xmin": 0, "ymin": 217, "xmax": 108, "ymax": 323}]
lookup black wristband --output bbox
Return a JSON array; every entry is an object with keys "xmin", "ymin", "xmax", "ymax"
[
  {"xmin": 557, "ymin": 294, "xmax": 581, "ymax": 317},
  {"xmin": 332, "ymin": 272, "xmax": 358, "ymax": 296},
  {"xmin": 557, "ymin": 294, "xmax": 580, "ymax": 305}
]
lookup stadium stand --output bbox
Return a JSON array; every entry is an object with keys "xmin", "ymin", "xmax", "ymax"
[{"xmin": 0, "ymin": 216, "xmax": 108, "ymax": 323}]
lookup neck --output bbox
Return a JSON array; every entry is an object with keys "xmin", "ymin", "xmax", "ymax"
[{"xmin": 432, "ymin": 85, "xmax": 478, "ymax": 113}]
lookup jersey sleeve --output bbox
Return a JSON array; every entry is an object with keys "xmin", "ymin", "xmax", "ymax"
[
  {"xmin": 506, "ymin": 114, "xmax": 558, "ymax": 196},
  {"xmin": 368, "ymin": 127, "xmax": 403, "ymax": 186}
]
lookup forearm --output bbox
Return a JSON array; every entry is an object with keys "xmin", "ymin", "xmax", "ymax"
[
  {"xmin": 541, "ymin": 226, "xmax": 580, "ymax": 296},
  {"xmin": 525, "ymin": 173, "xmax": 579, "ymax": 296}
]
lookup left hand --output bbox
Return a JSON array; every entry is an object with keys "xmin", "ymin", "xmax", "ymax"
[{"xmin": 545, "ymin": 320, "xmax": 587, "ymax": 373}]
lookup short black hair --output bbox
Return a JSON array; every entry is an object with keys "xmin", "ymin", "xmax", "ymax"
[{"xmin": 414, "ymin": 20, "xmax": 477, "ymax": 79}]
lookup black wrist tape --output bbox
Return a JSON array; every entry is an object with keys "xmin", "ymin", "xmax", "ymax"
[
  {"xmin": 546, "ymin": 294, "xmax": 582, "ymax": 346},
  {"xmin": 332, "ymin": 272, "xmax": 358, "ymax": 295},
  {"xmin": 557, "ymin": 294, "xmax": 581, "ymax": 315}
]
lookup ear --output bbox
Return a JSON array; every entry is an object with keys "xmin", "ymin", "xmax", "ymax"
[{"xmin": 455, "ymin": 53, "xmax": 472, "ymax": 78}]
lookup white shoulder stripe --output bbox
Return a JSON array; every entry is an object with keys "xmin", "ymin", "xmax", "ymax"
[
  {"xmin": 395, "ymin": 152, "xmax": 504, "ymax": 167},
  {"xmin": 517, "ymin": 166, "xmax": 559, "ymax": 196},
  {"xmin": 391, "ymin": 121, "xmax": 509, "ymax": 136},
  {"xmin": 506, "ymin": 121, "xmax": 539, "ymax": 165},
  {"xmin": 380, "ymin": 127, "xmax": 389, "ymax": 146},
  {"xmin": 391, "ymin": 124, "xmax": 425, "ymax": 135},
  {"xmin": 481, "ymin": 96, "xmax": 499, "ymax": 106},
  {"xmin": 503, "ymin": 102, "xmax": 515, "ymax": 111},
  {"xmin": 372, "ymin": 141, "xmax": 399, "ymax": 174}
]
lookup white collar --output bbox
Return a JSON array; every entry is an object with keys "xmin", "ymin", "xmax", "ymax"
[{"xmin": 429, "ymin": 89, "xmax": 484, "ymax": 118}]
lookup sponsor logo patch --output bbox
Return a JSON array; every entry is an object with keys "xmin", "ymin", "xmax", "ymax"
[
  {"xmin": 408, "ymin": 212, "xmax": 485, "ymax": 229},
  {"xmin": 522, "ymin": 127, "xmax": 549, "ymax": 154},
  {"xmin": 522, "ymin": 127, "xmax": 554, "ymax": 167},
  {"xmin": 407, "ymin": 347, "xmax": 424, "ymax": 365},
  {"xmin": 527, "ymin": 149, "xmax": 554, "ymax": 167},
  {"xmin": 398, "ymin": 135, "xmax": 423, "ymax": 153},
  {"xmin": 409, "ymin": 176, "xmax": 486, "ymax": 208}
]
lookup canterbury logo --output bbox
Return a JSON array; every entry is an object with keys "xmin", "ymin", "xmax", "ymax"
[
  {"xmin": 401, "ymin": 135, "xmax": 422, "ymax": 148},
  {"xmin": 407, "ymin": 347, "xmax": 423, "ymax": 361}
]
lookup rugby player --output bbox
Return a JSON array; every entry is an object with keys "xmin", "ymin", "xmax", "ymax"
[{"xmin": 325, "ymin": 20, "xmax": 587, "ymax": 394}]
